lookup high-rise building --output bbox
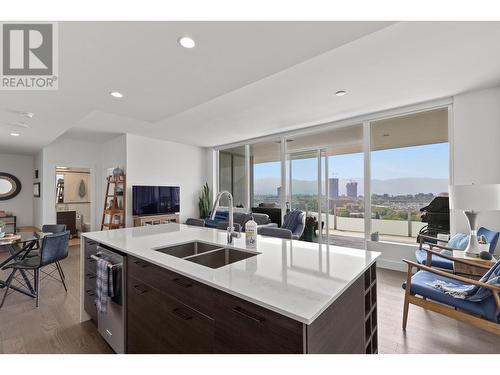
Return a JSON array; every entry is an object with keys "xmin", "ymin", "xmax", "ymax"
[
  {"xmin": 329, "ymin": 178, "xmax": 339, "ymax": 198},
  {"xmin": 346, "ymin": 181, "xmax": 358, "ymax": 198},
  {"xmin": 277, "ymin": 186, "xmax": 281, "ymax": 197}
]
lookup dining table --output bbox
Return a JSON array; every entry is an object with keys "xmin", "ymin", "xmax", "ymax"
[{"xmin": 0, "ymin": 232, "xmax": 48, "ymax": 299}]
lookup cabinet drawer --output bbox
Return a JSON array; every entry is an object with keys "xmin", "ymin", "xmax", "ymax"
[
  {"xmin": 127, "ymin": 276, "xmax": 214, "ymax": 354},
  {"xmin": 214, "ymin": 290, "xmax": 303, "ymax": 353},
  {"xmin": 83, "ymin": 271, "xmax": 97, "ymax": 290},
  {"xmin": 84, "ymin": 242, "xmax": 98, "ymax": 274},
  {"xmin": 84, "ymin": 239, "xmax": 98, "ymax": 254},
  {"xmin": 128, "ymin": 256, "xmax": 214, "ymax": 317},
  {"xmin": 83, "ymin": 287, "xmax": 97, "ymax": 322}
]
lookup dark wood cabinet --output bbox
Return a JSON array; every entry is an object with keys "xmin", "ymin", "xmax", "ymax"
[
  {"xmin": 214, "ymin": 289, "xmax": 303, "ymax": 353},
  {"xmin": 125, "ymin": 255, "xmax": 376, "ymax": 354},
  {"xmin": 127, "ymin": 276, "xmax": 214, "ymax": 354},
  {"xmin": 83, "ymin": 239, "xmax": 98, "ymax": 322},
  {"xmin": 128, "ymin": 256, "xmax": 214, "ymax": 317},
  {"xmin": 57, "ymin": 210, "xmax": 77, "ymax": 237}
]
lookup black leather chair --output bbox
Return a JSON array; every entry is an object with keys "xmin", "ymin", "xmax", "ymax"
[{"xmin": 0, "ymin": 231, "xmax": 70, "ymax": 308}]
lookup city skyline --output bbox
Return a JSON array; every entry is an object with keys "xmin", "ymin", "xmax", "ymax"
[{"xmin": 253, "ymin": 142, "xmax": 449, "ymax": 195}]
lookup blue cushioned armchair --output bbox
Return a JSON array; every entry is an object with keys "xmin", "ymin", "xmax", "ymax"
[
  {"xmin": 258, "ymin": 210, "xmax": 305, "ymax": 240},
  {"xmin": 402, "ymin": 247, "xmax": 500, "ymax": 335},
  {"xmin": 415, "ymin": 227, "xmax": 500, "ymax": 271}
]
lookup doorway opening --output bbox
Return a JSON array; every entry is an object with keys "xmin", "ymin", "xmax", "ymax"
[{"xmin": 55, "ymin": 166, "xmax": 92, "ymax": 246}]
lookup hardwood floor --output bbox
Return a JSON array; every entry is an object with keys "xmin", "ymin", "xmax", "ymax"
[
  {"xmin": 0, "ymin": 244, "xmax": 112, "ymax": 354},
  {"xmin": 377, "ymin": 269, "xmax": 500, "ymax": 354},
  {"xmin": 0, "ymin": 244, "xmax": 498, "ymax": 354}
]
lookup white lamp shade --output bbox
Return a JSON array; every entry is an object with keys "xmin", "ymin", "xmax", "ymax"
[{"xmin": 449, "ymin": 184, "xmax": 500, "ymax": 211}]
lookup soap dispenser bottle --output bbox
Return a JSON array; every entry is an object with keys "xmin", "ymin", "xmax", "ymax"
[{"xmin": 245, "ymin": 214, "xmax": 257, "ymax": 249}]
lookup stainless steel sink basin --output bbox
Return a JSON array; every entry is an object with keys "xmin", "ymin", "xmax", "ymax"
[
  {"xmin": 186, "ymin": 248, "xmax": 258, "ymax": 269},
  {"xmin": 155, "ymin": 241, "xmax": 222, "ymax": 258}
]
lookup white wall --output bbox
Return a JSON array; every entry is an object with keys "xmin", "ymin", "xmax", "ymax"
[
  {"xmin": 126, "ymin": 134, "xmax": 207, "ymax": 226},
  {"xmin": 0, "ymin": 153, "xmax": 34, "ymax": 227},
  {"xmin": 41, "ymin": 138, "xmax": 102, "ymax": 231},
  {"xmin": 452, "ymin": 86, "xmax": 500, "ymax": 254}
]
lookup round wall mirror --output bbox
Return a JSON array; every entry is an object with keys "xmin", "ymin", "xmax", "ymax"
[{"xmin": 0, "ymin": 173, "xmax": 22, "ymax": 200}]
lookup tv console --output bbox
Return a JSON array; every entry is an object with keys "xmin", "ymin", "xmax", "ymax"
[{"xmin": 133, "ymin": 214, "xmax": 180, "ymax": 227}]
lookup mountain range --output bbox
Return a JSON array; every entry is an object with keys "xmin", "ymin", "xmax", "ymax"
[{"xmin": 253, "ymin": 177, "xmax": 448, "ymax": 196}]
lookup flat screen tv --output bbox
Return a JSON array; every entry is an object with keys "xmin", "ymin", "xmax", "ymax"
[{"xmin": 132, "ymin": 185, "xmax": 180, "ymax": 216}]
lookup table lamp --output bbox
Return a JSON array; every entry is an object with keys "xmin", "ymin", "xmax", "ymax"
[{"xmin": 449, "ymin": 183, "xmax": 500, "ymax": 257}]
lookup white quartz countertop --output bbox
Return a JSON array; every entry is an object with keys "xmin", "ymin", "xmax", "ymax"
[{"xmin": 82, "ymin": 223, "xmax": 380, "ymax": 324}]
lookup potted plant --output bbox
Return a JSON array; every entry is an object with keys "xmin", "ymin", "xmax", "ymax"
[
  {"xmin": 478, "ymin": 234, "xmax": 490, "ymax": 253},
  {"xmin": 198, "ymin": 183, "xmax": 211, "ymax": 219},
  {"xmin": 301, "ymin": 215, "xmax": 317, "ymax": 242}
]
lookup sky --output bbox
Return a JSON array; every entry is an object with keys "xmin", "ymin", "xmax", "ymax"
[{"xmin": 253, "ymin": 143, "xmax": 449, "ymax": 181}]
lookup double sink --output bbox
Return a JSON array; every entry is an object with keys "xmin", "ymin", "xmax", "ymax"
[{"xmin": 154, "ymin": 241, "xmax": 259, "ymax": 269}]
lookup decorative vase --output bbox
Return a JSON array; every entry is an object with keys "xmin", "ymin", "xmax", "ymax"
[{"xmin": 113, "ymin": 167, "xmax": 124, "ymax": 176}]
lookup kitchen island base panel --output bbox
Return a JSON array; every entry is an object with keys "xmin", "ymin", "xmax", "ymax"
[{"xmin": 122, "ymin": 254, "xmax": 377, "ymax": 354}]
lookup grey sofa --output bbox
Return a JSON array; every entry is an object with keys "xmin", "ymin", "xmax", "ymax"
[{"xmin": 217, "ymin": 212, "xmax": 277, "ymax": 232}]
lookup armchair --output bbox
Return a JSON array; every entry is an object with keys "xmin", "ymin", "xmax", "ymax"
[
  {"xmin": 402, "ymin": 247, "xmax": 500, "ymax": 335},
  {"xmin": 258, "ymin": 210, "xmax": 305, "ymax": 240},
  {"xmin": 415, "ymin": 227, "xmax": 500, "ymax": 271}
]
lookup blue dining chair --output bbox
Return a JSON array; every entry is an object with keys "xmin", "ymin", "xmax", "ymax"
[
  {"xmin": 29, "ymin": 224, "xmax": 68, "ymax": 281},
  {"xmin": 0, "ymin": 231, "xmax": 70, "ymax": 308}
]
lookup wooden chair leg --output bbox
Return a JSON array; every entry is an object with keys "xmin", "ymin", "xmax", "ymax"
[
  {"xmin": 402, "ymin": 265, "xmax": 413, "ymax": 331},
  {"xmin": 402, "ymin": 294, "xmax": 410, "ymax": 330}
]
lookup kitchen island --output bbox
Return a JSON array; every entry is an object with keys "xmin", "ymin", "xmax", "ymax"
[{"xmin": 81, "ymin": 223, "xmax": 380, "ymax": 354}]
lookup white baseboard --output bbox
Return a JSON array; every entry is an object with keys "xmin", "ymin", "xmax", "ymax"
[{"xmin": 375, "ymin": 258, "xmax": 406, "ymax": 272}]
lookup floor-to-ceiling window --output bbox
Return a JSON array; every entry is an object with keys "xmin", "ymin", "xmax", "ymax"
[
  {"xmin": 218, "ymin": 146, "xmax": 247, "ymax": 208},
  {"xmin": 215, "ymin": 105, "xmax": 450, "ymax": 247},
  {"xmin": 250, "ymin": 139, "xmax": 282, "ymax": 208},
  {"xmin": 370, "ymin": 108, "xmax": 449, "ymax": 244},
  {"xmin": 285, "ymin": 124, "xmax": 364, "ymax": 247}
]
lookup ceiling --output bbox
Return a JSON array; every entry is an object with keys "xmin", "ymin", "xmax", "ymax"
[
  {"xmin": 1, "ymin": 21, "xmax": 500, "ymax": 155},
  {"xmin": 0, "ymin": 21, "xmax": 390, "ymax": 154},
  {"xmin": 249, "ymin": 108, "xmax": 448, "ymax": 163}
]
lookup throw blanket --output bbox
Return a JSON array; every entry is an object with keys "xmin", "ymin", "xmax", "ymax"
[
  {"xmin": 95, "ymin": 258, "xmax": 113, "ymax": 313},
  {"xmin": 426, "ymin": 260, "xmax": 500, "ymax": 301}
]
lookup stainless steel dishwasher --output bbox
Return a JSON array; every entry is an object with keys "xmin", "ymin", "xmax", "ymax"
[{"xmin": 91, "ymin": 245, "xmax": 126, "ymax": 354}]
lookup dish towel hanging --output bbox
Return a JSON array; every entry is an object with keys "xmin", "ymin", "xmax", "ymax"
[{"xmin": 95, "ymin": 257, "xmax": 113, "ymax": 313}]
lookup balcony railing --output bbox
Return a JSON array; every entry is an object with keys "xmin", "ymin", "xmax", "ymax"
[{"xmin": 310, "ymin": 212, "xmax": 427, "ymax": 240}]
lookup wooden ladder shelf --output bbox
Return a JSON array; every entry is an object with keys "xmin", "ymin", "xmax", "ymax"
[{"xmin": 101, "ymin": 174, "xmax": 126, "ymax": 230}]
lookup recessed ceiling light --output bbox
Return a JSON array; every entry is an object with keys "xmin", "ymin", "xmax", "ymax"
[
  {"xmin": 10, "ymin": 132, "xmax": 20, "ymax": 137},
  {"xmin": 335, "ymin": 90, "xmax": 347, "ymax": 97},
  {"xmin": 178, "ymin": 36, "xmax": 196, "ymax": 49},
  {"xmin": 110, "ymin": 91, "xmax": 124, "ymax": 98}
]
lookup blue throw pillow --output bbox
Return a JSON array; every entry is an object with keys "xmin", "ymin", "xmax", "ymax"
[{"xmin": 447, "ymin": 233, "xmax": 469, "ymax": 250}]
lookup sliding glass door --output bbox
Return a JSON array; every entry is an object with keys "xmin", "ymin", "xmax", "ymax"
[
  {"xmin": 216, "ymin": 104, "xmax": 449, "ymax": 248},
  {"xmin": 286, "ymin": 148, "xmax": 328, "ymax": 242}
]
